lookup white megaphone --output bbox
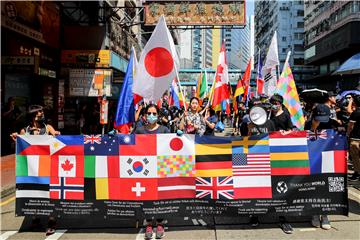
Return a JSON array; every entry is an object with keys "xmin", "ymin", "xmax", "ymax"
[{"xmin": 249, "ymin": 106, "xmax": 268, "ymax": 126}]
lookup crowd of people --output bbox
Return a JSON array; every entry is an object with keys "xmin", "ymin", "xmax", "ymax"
[{"xmin": 6, "ymin": 89, "xmax": 360, "ymax": 238}]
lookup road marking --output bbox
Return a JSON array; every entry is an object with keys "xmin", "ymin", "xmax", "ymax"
[
  {"xmin": 0, "ymin": 197, "xmax": 15, "ymax": 207},
  {"xmin": 192, "ymin": 219, "xmax": 199, "ymax": 225},
  {"xmin": 348, "ymin": 189, "xmax": 360, "ymax": 199},
  {"xmin": 45, "ymin": 229, "xmax": 67, "ymax": 240},
  {"xmin": 184, "ymin": 217, "xmax": 189, "ymax": 220},
  {"xmin": 0, "ymin": 231, "xmax": 17, "ymax": 240},
  {"xmin": 198, "ymin": 219, "xmax": 207, "ymax": 226},
  {"xmin": 299, "ymin": 228, "xmax": 316, "ymax": 232}
]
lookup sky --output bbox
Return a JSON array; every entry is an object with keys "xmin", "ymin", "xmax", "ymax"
[{"xmin": 246, "ymin": 0, "xmax": 255, "ymax": 16}]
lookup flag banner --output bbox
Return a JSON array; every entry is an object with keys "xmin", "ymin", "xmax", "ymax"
[{"xmin": 16, "ymin": 131, "xmax": 348, "ymax": 219}]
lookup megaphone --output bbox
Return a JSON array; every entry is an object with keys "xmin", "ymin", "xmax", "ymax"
[{"xmin": 249, "ymin": 106, "xmax": 268, "ymax": 126}]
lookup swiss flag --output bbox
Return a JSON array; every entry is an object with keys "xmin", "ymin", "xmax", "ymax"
[
  {"xmin": 51, "ymin": 155, "xmax": 84, "ymax": 178},
  {"xmin": 118, "ymin": 179, "xmax": 158, "ymax": 200},
  {"xmin": 132, "ymin": 15, "xmax": 179, "ymax": 102},
  {"xmin": 212, "ymin": 41, "xmax": 230, "ymax": 108}
]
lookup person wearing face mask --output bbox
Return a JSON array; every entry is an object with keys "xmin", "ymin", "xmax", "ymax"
[
  {"xmin": 10, "ymin": 105, "xmax": 60, "ymax": 236},
  {"xmin": 269, "ymin": 94, "xmax": 294, "ymax": 131},
  {"xmin": 133, "ymin": 104, "xmax": 169, "ymax": 239},
  {"xmin": 134, "ymin": 104, "xmax": 170, "ymax": 134}
]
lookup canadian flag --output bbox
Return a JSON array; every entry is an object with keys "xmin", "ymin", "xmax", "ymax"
[
  {"xmin": 133, "ymin": 16, "xmax": 179, "ymax": 102},
  {"xmin": 212, "ymin": 42, "xmax": 230, "ymax": 108}
]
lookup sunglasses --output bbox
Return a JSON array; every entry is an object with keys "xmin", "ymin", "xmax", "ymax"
[{"xmin": 147, "ymin": 112, "xmax": 157, "ymax": 116}]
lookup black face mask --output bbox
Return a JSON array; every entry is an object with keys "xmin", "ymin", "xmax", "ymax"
[{"xmin": 36, "ymin": 115, "xmax": 46, "ymax": 124}]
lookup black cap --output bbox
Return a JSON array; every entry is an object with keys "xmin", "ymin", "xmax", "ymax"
[
  {"xmin": 327, "ymin": 91, "xmax": 337, "ymax": 97},
  {"xmin": 313, "ymin": 104, "xmax": 330, "ymax": 123}
]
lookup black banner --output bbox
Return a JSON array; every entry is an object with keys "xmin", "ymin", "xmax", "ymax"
[{"xmin": 16, "ymin": 174, "xmax": 348, "ymax": 218}]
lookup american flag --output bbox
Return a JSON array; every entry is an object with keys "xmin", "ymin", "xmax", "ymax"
[
  {"xmin": 84, "ymin": 134, "xmax": 102, "ymax": 144},
  {"xmin": 195, "ymin": 176, "xmax": 234, "ymax": 199},
  {"xmin": 232, "ymin": 153, "xmax": 271, "ymax": 176}
]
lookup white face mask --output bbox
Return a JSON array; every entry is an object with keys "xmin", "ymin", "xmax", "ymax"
[{"xmin": 147, "ymin": 115, "xmax": 158, "ymax": 124}]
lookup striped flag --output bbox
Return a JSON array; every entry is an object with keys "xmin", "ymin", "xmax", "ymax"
[
  {"xmin": 232, "ymin": 153, "xmax": 271, "ymax": 176},
  {"xmin": 269, "ymin": 131, "xmax": 310, "ymax": 175},
  {"xmin": 158, "ymin": 177, "xmax": 195, "ymax": 199}
]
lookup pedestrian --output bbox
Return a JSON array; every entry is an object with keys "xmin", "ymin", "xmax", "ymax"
[
  {"xmin": 10, "ymin": 105, "xmax": 60, "ymax": 236},
  {"xmin": 347, "ymin": 95, "xmax": 360, "ymax": 181},
  {"xmin": 203, "ymin": 106, "xmax": 218, "ymax": 136},
  {"xmin": 133, "ymin": 103, "xmax": 169, "ymax": 239}
]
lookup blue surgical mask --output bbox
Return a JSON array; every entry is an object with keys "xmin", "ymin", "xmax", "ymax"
[{"xmin": 147, "ymin": 115, "xmax": 158, "ymax": 124}]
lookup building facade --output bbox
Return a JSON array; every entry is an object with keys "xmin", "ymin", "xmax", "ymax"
[
  {"xmin": 304, "ymin": 0, "xmax": 360, "ymax": 90},
  {"xmin": 255, "ymin": 0, "xmax": 315, "ymax": 87}
]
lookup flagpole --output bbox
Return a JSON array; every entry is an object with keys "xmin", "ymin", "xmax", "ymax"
[
  {"xmin": 255, "ymin": 49, "xmax": 260, "ymax": 98},
  {"xmin": 174, "ymin": 64, "xmax": 187, "ymax": 111},
  {"xmin": 283, "ymin": 51, "xmax": 292, "ymax": 72}
]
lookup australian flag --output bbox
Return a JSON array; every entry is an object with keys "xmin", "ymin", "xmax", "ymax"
[{"xmin": 84, "ymin": 135, "xmax": 119, "ymax": 155}]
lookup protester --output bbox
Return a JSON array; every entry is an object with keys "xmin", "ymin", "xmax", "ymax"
[
  {"xmin": 133, "ymin": 104, "xmax": 169, "ymax": 239},
  {"xmin": 10, "ymin": 105, "xmax": 60, "ymax": 236},
  {"xmin": 269, "ymin": 94, "xmax": 293, "ymax": 131},
  {"xmin": 180, "ymin": 97, "xmax": 206, "ymax": 135},
  {"xmin": 203, "ymin": 106, "xmax": 218, "ymax": 135},
  {"xmin": 347, "ymin": 95, "xmax": 360, "ymax": 181},
  {"xmin": 305, "ymin": 103, "xmax": 334, "ymax": 230}
]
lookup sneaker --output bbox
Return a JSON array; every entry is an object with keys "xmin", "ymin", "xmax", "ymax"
[
  {"xmin": 311, "ymin": 215, "xmax": 321, "ymax": 228},
  {"xmin": 348, "ymin": 173, "xmax": 360, "ymax": 181},
  {"xmin": 45, "ymin": 228, "xmax": 55, "ymax": 236},
  {"xmin": 321, "ymin": 215, "xmax": 331, "ymax": 230},
  {"xmin": 155, "ymin": 224, "xmax": 165, "ymax": 239},
  {"xmin": 144, "ymin": 225, "xmax": 153, "ymax": 239},
  {"xmin": 279, "ymin": 222, "xmax": 293, "ymax": 234},
  {"xmin": 249, "ymin": 216, "xmax": 259, "ymax": 227}
]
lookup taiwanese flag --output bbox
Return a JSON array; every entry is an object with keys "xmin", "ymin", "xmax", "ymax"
[
  {"xmin": 118, "ymin": 179, "xmax": 158, "ymax": 200},
  {"xmin": 119, "ymin": 134, "xmax": 157, "ymax": 156},
  {"xmin": 158, "ymin": 177, "xmax": 195, "ymax": 199},
  {"xmin": 50, "ymin": 177, "xmax": 84, "ymax": 200}
]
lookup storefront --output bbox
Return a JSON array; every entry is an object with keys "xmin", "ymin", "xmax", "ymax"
[
  {"xmin": 1, "ymin": 1, "xmax": 60, "ymax": 155},
  {"xmin": 60, "ymin": 50, "xmax": 128, "ymax": 134}
]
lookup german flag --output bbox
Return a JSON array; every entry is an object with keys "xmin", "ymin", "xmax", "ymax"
[{"xmin": 195, "ymin": 136, "xmax": 233, "ymax": 177}]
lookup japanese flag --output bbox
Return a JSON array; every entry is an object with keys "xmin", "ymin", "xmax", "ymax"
[{"xmin": 133, "ymin": 15, "xmax": 179, "ymax": 102}]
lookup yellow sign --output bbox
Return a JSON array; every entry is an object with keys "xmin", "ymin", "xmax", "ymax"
[
  {"xmin": 144, "ymin": 1, "xmax": 246, "ymax": 26},
  {"xmin": 61, "ymin": 50, "xmax": 111, "ymax": 67}
]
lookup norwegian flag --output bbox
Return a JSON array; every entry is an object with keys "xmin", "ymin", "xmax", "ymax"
[
  {"xmin": 195, "ymin": 176, "xmax": 234, "ymax": 200},
  {"xmin": 84, "ymin": 135, "xmax": 102, "ymax": 144},
  {"xmin": 306, "ymin": 130, "xmax": 328, "ymax": 140},
  {"xmin": 50, "ymin": 177, "xmax": 84, "ymax": 200}
]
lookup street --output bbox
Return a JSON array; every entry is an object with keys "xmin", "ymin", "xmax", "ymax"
[{"xmin": 1, "ymin": 185, "xmax": 359, "ymax": 240}]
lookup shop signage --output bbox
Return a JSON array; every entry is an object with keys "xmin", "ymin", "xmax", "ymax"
[
  {"xmin": 2, "ymin": 56, "xmax": 34, "ymax": 65},
  {"xmin": 144, "ymin": 0, "xmax": 246, "ymax": 26},
  {"xmin": 61, "ymin": 50, "xmax": 111, "ymax": 68},
  {"xmin": 69, "ymin": 69, "xmax": 112, "ymax": 97}
]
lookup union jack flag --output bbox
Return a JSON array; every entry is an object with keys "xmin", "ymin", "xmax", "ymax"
[
  {"xmin": 84, "ymin": 134, "xmax": 102, "ymax": 144},
  {"xmin": 195, "ymin": 176, "xmax": 234, "ymax": 199},
  {"xmin": 306, "ymin": 130, "xmax": 328, "ymax": 140}
]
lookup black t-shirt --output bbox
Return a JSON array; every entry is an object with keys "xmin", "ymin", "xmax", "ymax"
[
  {"xmin": 134, "ymin": 125, "xmax": 170, "ymax": 134},
  {"xmin": 249, "ymin": 120, "xmax": 276, "ymax": 135},
  {"xmin": 270, "ymin": 110, "xmax": 293, "ymax": 131},
  {"xmin": 349, "ymin": 108, "xmax": 360, "ymax": 139}
]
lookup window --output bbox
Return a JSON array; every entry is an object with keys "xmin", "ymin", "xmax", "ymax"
[
  {"xmin": 294, "ymin": 58, "xmax": 304, "ymax": 65},
  {"xmin": 297, "ymin": 10, "xmax": 304, "ymax": 16},
  {"xmin": 282, "ymin": 48, "xmax": 287, "ymax": 53},
  {"xmin": 320, "ymin": 64, "xmax": 328, "ymax": 74},
  {"xmin": 294, "ymin": 44, "xmax": 304, "ymax": 52},
  {"xmin": 297, "ymin": 22, "xmax": 304, "ymax": 28},
  {"xmin": 282, "ymin": 36, "xmax": 287, "ymax": 41}
]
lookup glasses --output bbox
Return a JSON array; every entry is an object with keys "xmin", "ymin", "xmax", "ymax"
[{"xmin": 147, "ymin": 112, "xmax": 157, "ymax": 116}]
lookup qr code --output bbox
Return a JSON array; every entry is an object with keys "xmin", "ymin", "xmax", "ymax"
[{"xmin": 328, "ymin": 177, "xmax": 345, "ymax": 192}]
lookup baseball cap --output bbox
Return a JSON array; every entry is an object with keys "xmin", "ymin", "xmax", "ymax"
[
  {"xmin": 327, "ymin": 91, "xmax": 337, "ymax": 97},
  {"xmin": 28, "ymin": 105, "xmax": 43, "ymax": 113},
  {"xmin": 313, "ymin": 104, "xmax": 330, "ymax": 122}
]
